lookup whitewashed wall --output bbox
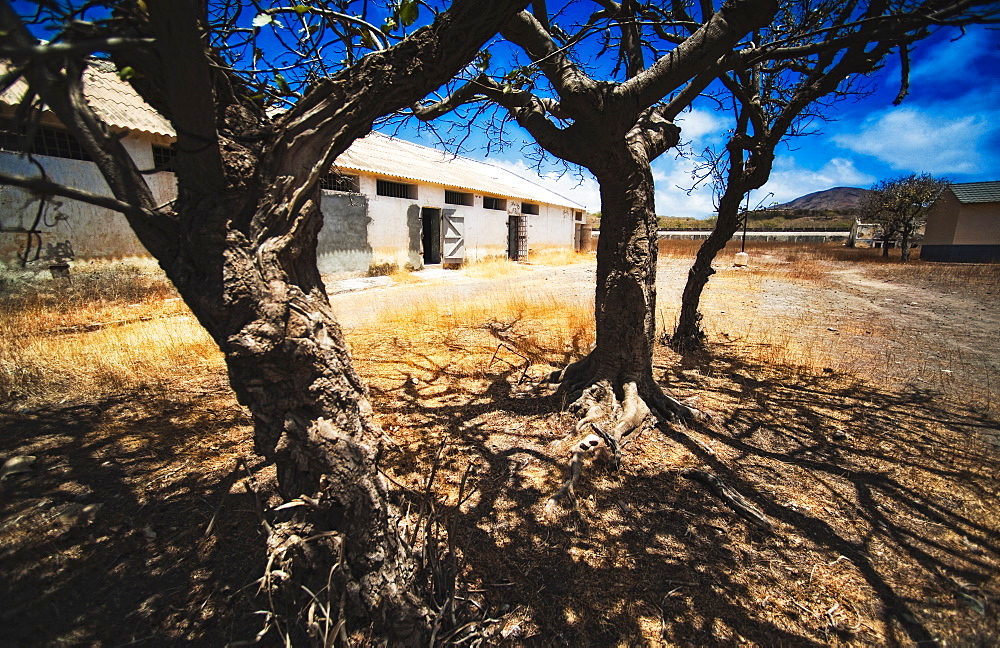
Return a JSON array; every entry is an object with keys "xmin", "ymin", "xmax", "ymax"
[
  {"xmin": 329, "ymin": 173, "xmax": 579, "ymax": 272},
  {"xmin": 0, "ymin": 133, "xmax": 176, "ymax": 264}
]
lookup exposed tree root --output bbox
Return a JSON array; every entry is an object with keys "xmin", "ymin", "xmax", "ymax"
[{"xmin": 540, "ymin": 354, "xmax": 708, "ymax": 511}]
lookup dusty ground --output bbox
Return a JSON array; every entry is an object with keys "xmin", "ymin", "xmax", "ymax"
[{"xmin": 1, "ymin": 250, "xmax": 998, "ymax": 646}]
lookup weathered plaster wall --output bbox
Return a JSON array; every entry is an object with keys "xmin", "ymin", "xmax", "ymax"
[
  {"xmin": 0, "ymin": 134, "xmax": 175, "ymax": 264},
  {"xmin": 952, "ymin": 202, "xmax": 1000, "ymax": 245},
  {"xmin": 316, "ymin": 191, "xmax": 371, "ymax": 273},
  {"xmin": 526, "ymin": 203, "xmax": 576, "ymax": 251},
  {"xmin": 922, "ymin": 191, "xmax": 961, "ymax": 246}
]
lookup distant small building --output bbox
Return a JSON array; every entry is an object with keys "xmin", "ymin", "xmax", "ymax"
[
  {"xmin": 920, "ymin": 181, "xmax": 1000, "ymax": 263},
  {"xmin": 848, "ymin": 220, "xmax": 879, "ymax": 248}
]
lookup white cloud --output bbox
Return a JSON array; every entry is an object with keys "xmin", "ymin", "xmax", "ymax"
[
  {"xmin": 651, "ymin": 155, "xmax": 718, "ymax": 219},
  {"xmin": 908, "ymin": 28, "xmax": 993, "ymax": 85},
  {"xmin": 675, "ymin": 109, "xmax": 726, "ymax": 143},
  {"xmin": 758, "ymin": 157, "xmax": 876, "ymax": 206},
  {"xmin": 831, "ymin": 106, "xmax": 995, "ymax": 175}
]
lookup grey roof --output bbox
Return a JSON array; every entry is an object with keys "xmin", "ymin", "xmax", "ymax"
[
  {"xmin": 334, "ymin": 133, "xmax": 586, "ymax": 209},
  {"xmin": 949, "ymin": 181, "xmax": 1000, "ymax": 204}
]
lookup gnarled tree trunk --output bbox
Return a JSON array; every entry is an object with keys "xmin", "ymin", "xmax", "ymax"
[
  {"xmin": 0, "ymin": 0, "xmax": 527, "ymax": 640},
  {"xmin": 555, "ymin": 143, "xmax": 699, "ymax": 425}
]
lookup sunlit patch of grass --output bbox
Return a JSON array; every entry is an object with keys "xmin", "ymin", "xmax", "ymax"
[
  {"xmin": 348, "ymin": 286, "xmax": 595, "ymax": 391},
  {"xmin": 0, "ymin": 260, "xmax": 223, "ymax": 404},
  {"xmin": 459, "ymin": 255, "xmax": 526, "ymax": 279},
  {"xmin": 527, "ymin": 247, "xmax": 594, "ymax": 266}
]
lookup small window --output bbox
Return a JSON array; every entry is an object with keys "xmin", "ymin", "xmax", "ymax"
[
  {"xmin": 377, "ymin": 178, "xmax": 417, "ymax": 199},
  {"xmin": 321, "ymin": 173, "xmax": 360, "ymax": 193},
  {"xmin": 0, "ymin": 122, "xmax": 90, "ymax": 161},
  {"xmin": 152, "ymin": 145, "xmax": 176, "ymax": 172},
  {"xmin": 445, "ymin": 190, "xmax": 473, "ymax": 206},
  {"xmin": 483, "ymin": 196, "xmax": 507, "ymax": 211},
  {"xmin": 521, "ymin": 202, "xmax": 539, "ymax": 215}
]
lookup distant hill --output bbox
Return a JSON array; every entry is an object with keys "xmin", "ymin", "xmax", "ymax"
[{"xmin": 773, "ymin": 186, "xmax": 871, "ymax": 212}]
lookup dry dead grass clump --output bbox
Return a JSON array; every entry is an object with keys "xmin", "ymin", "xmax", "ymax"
[
  {"xmin": 527, "ymin": 247, "xmax": 594, "ymax": 266},
  {"xmin": 0, "ymin": 259, "xmax": 222, "ymax": 404},
  {"xmin": 350, "ymin": 286, "xmax": 595, "ymax": 383}
]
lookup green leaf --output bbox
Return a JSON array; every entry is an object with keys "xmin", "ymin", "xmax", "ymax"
[
  {"xmin": 399, "ymin": 0, "xmax": 419, "ymax": 27},
  {"xmin": 274, "ymin": 73, "xmax": 291, "ymax": 94},
  {"xmin": 381, "ymin": 18, "xmax": 396, "ymax": 33},
  {"xmin": 117, "ymin": 66, "xmax": 136, "ymax": 81},
  {"xmin": 252, "ymin": 13, "xmax": 272, "ymax": 27},
  {"xmin": 292, "ymin": 4, "xmax": 310, "ymax": 15},
  {"xmin": 360, "ymin": 30, "xmax": 375, "ymax": 49}
]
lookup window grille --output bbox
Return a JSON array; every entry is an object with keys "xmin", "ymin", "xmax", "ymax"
[
  {"xmin": 483, "ymin": 196, "xmax": 506, "ymax": 211},
  {"xmin": 377, "ymin": 178, "xmax": 417, "ymax": 199},
  {"xmin": 521, "ymin": 202, "xmax": 539, "ymax": 215},
  {"xmin": 0, "ymin": 122, "xmax": 90, "ymax": 161},
  {"xmin": 321, "ymin": 173, "xmax": 360, "ymax": 192},
  {"xmin": 152, "ymin": 145, "xmax": 177, "ymax": 172},
  {"xmin": 445, "ymin": 190, "xmax": 473, "ymax": 206}
]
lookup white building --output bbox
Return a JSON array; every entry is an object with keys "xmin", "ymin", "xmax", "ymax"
[{"xmin": 1, "ymin": 61, "xmax": 586, "ymax": 271}]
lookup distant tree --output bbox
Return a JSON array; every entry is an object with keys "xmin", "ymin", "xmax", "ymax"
[{"xmin": 861, "ymin": 173, "xmax": 948, "ymax": 261}]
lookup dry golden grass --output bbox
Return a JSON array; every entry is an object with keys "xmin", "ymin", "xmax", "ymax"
[
  {"xmin": 0, "ymin": 260, "xmax": 222, "ymax": 404},
  {"xmin": 353, "ymin": 286, "xmax": 595, "ymax": 376},
  {"xmin": 527, "ymin": 247, "xmax": 594, "ymax": 266},
  {"xmin": 2, "ymin": 248, "xmax": 998, "ymax": 646},
  {"xmin": 458, "ymin": 255, "xmax": 527, "ymax": 279}
]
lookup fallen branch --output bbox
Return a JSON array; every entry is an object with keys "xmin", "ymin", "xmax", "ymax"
[{"xmin": 682, "ymin": 469, "xmax": 772, "ymax": 531}]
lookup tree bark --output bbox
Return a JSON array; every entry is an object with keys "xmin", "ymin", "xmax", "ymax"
[
  {"xmin": 0, "ymin": 0, "xmax": 528, "ymax": 640},
  {"xmin": 553, "ymin": 140, "xmax": 697, "ymax": 422}
]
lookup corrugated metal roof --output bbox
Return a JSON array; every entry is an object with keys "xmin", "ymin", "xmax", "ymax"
[
  {"xmin": 335, "ymin": 132, "xmax": 586, "ymax": 209},
  {"xmin": 949, "ymin": 180, "xmax": 1000, "ymax": 204},
  {"xmin": 1, "ymin": 60, "xmax": 175, "ymax": 138},
  {"xmin": 81, "ymin": 61, "xmax": 175, "ymax": 137}
]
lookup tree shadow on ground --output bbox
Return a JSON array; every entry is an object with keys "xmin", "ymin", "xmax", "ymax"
[
  {"xmin": 3, "ymin": 333, "xmax": 997, "ymax": 646},
  {"xmin": 370, "ymin": 342, "xmax": 1000, "ymax": 646},
  {"xmin": 0, "ymin": 382, "xmax": 271, "ymax": 646}
]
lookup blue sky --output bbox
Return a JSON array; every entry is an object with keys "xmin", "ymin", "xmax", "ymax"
[
  {"xmin": 397, "ymin": 23, "xmax": 1000, "ymax": 218},
  {"xmin": 13, "ymin": 1, "xmax": 998, "ymax": 218}
]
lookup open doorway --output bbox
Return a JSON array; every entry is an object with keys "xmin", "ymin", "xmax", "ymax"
[{"xmin": 422, "ymin": 207, "xmax": 441, "ymax": 264}]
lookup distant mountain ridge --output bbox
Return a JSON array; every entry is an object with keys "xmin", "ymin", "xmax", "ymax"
[{"xmin": 773, "ymin": 186, "xmax": 871, "ymax": 211}]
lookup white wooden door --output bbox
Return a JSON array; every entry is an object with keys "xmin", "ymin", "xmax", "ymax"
[{"xmin": 442, "ymin": 208, "xmax": 465, "ymax": 266}]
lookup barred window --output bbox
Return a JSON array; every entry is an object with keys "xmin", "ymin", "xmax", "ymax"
[
  {"xmin": 152, "ymin": 145, "xmax": 177, "ymax": 172},
  {"xmin": 376, "ymin": 178, "xmax": 417, "ymax": 199},
  {"xmin": 483, "ymin": 196, "xmax": 506, "ymax": 211},
  {"xmin": 445, "ymin": 190, "xmax": 473, "ymax": 206},
  {"xmin": 521, "ymin": 202, "xmax": 539, "ymax": 215},
  {"xmin": 0, "ymin": 122, "xmax": 90, "ymax": 161},
  {"xmin": 321, "ymin": 173, "xmax": 360, "ymax": 192}
]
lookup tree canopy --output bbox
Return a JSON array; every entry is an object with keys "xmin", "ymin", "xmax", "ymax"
[{"xmin": 861, "ymin": 172, "xmax": 948, "ymax": 260}]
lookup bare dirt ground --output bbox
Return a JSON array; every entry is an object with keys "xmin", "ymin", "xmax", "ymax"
[{"xmin": 1, "ymin": 250, "xmax": 998, "ymax": 646}]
